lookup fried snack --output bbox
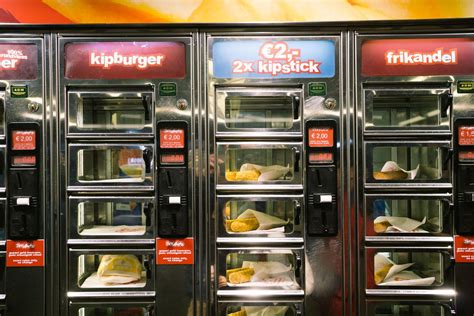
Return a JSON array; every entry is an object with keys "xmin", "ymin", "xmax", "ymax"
[
  {"xmin": 97, "ymin": 255, "xmax": 142, "ymax": 285},
  {"xmin": 374, "ymin": 221, "xmax": 390, "ymax": 233},
  {"xmin": 228, "ymin": 310, "xmax": 247, "ymax": 316},
  {"xmin": 373, "ymin": 170, "xmax": 408, "ymax": 180},
  {"xmin": 225, "ymin": 170, "xmax": 260, "ymax": 181},
  {"xmin": 226, "ymin": 217, "xmax": 260, "ymax": 232},
  {"xmin": 227, "ymin": 267, "xmax": 255, "ymax": 284},
  {"xmin": 374, "ymin": 263, "xmax": 393, "ymax": 285}
]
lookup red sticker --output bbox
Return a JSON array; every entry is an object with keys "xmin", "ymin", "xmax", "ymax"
[
  {"xmin": 459, "ymin": 126, "xmax": 474, "ymax": 146},
  {"xmin": 12, "ymin": 130, "xmax": 36, "ymax": 150},
  {"xmin": 156, "ymin": 238, "xmax": 194, "ymax": 265},
  {"xmin": 160, "ymin": 129, "xmax": 185, "ymax": 149},
  {"xmin": 65, "ymin": 42, "xmax": 186, "ymax": 80},
  {"xmin": 6, "ymin": 240, "xmax": 45, "ymax": 267},
  {"xmin": 361, "ymin": 38, "xmax": 474, "ymax": 77},
  {"xmin": 454, "ymin": 235, "xmax": 474, "ymax": 263},
  {"xmin": 309, "ymin": 127, "xmax": 334, "ymax": 147}
]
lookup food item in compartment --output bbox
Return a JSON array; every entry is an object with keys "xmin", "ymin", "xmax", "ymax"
[
  {"xmin": 226, "ymin": 267, "xmax": 255, "ymax": 284},
  {"xmin": 374, "ymin": 216, "xmax": 427, "ymax": 233},
  {"xmin": 374, "ymin": 253, "xmax": 435, "ymax": 286},
  {"xmin": 226, "ymin": 163, "xmax": 291, "ymax": 182},
  {"xmin": 227, "ymin": 310, "xmax": 247, "ymax": 316},
  {"xmin": 118, "ymin": 149, "xmax": 145, "ymax": 178},
  {"xmin": 373, "ymin": 161, "xmax": 419, "ymax": 180},
  {"xmin": 225, "ymin": 209, "xmax": 289, "ymax": 233},
  {"xmin": 97, "ymin": 255, "xmax": 142, "ymax": 285},
  {"xmin": 226, "ymin": 169, "xmax": 261, "ymax": 181}
]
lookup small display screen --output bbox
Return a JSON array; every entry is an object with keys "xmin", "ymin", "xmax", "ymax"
[
  {"xmin": 459, "ymin": 151, "xmax": 474, "ymax": 162},
  {"xmin": 160, "ymin": 154, "xmax": 185, "ymax": 165},
  {"xmin": 12, "ymin": 130, "xmax": 36, "ymax": 150},
  {"xmin": 309, "ymin": 152, "xmax": 334, "ymax": 164},
  {"xmin": 160, "ymin": 128, "xmax": 185, "ymax": 149},
  {"xmin": 458, "ymin": 126, "xmax": 474, "ymax": 146},
  {"xmin": 12, "ymin": 155, "xmax": 37, "ymax": 166},
  {"xmin": 308, "ymin": 127, "xmax": 334, "ymax": 148}
]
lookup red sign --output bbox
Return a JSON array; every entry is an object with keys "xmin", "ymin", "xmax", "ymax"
[
  {"xmin": 156, "ymin": 238, "xmax": 194, "ymax": 265},
  {"xmin": 12, "ymin": 130, "xmax": 36, "ymax": 150},
  {"xmin": 309, "ymin": 127, "xmax": 334, "ymax": 147},
  {"xmin": 0, "ymin": 43, "xmax": 38, "ymax": 80},
  {"xmin": 361, "ymin": 38, "xmax": 474, "ymax": 77},
  {"xmin": 455, "ymin": 235, "xmax": 474, "ymax": 263},
  {"xmin": 160, "ymin": 128, "xmax": 185, "ymax": 149},
  {"xmin": 458, "ymin": 126, "xmax": 474, "ymax": 146},
  {"xmin": 160, "ymin": 154, "xmax": 185, "ymax": 164},
  {"xmin": 65, "ymin": 42, "xmax": 186, "ymax": 79},
  {"xmin": 6, "ymin": 240, "xmax": 45, "ymax": 267}
]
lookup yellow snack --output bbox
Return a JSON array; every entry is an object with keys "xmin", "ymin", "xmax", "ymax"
[
  {"xmin": 227, "ymin": 267, "xmax": 255, "ymax": 284},
  {"xmin": 374, "ymin": 264, "xmax": 393, "ymax": 285},
  {"xmin": 97, "ymin": 255, "xmax": 142, "ymax": 284},
  {"xmin": 228, "ymin": 310, "xmax": 247, "ymax": 316},
  {"xmin": 225, "ymin": 204, "xmax": 231, "ymax": 218},
  {"xmin": 373, "ymin": 171, "xmax": 407, "ymax": 180},
  {"xmin": 229, "ymin": 217, "xmax": 259, "ymax": 232},
  {"xmin": 374, "ymin": 221, "xmax": 390, "ymax": 233},
  {"xmin": 235, "ymin": 170, "xmax": 260, "ymax": 181}
]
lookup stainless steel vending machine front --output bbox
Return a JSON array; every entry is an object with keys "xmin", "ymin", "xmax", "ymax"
[
  {"xmin": 0, "ymin": 35, "xmax": 50, "ymax": 316},
  {"xmin": 205, "ymin": 32, "xmax": 347, "ymax": 316},
  {"xmin": 56, "ymin": 33, "xmax": 197, "ymax": 316}
]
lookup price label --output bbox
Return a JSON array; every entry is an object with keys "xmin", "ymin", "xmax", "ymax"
[
  {"xmin": 309, "ymin": 127, "xmax": 334, "ymax": 148},
  {"xmin": 156, "ymin": 238, "xmax": 194, "ymax": 265},
  {"xmin": 7, "ymin": 240, "xmax": 45, "ymax": 267},
  {"xmin": 160, "ymin": 129, "xmax": 185, "ymax": 149},
  {"xmin": 455, "ymin": 235, "xmax": 474, "ymax": 263},
  {"xmin": 459, "ymin": 126, "xmax": 474, "ymax": 146},
  {"xmin": 12, "ymin": 130, "xmax": 36, "ymax": 150}
]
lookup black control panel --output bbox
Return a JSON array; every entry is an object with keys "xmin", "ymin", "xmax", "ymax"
[
  {"xmin": 305, "ymin": 120, "xmax": 338, "ymax": 236},
  {"xmin": 6, "ymin": 122, "xmax": 41, "ymax": 240},
  {"xmin": 454, "ymin": 118, "xmax": 474, "ymax": 235},
  {"xmin": 156, "ymin": 121, "xmax": 189, "ymax": 237}
]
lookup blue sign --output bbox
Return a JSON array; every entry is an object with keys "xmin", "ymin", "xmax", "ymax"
[{"xmin": 212, "ymin": 39, "xmax": 336, "ymax": 79}]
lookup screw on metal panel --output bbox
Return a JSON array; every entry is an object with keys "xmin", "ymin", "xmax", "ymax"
[
  {"xmin": 27, "ymin": 102, "xmax": 40, "ymax": 112},
  {"xmin": 324, "ymin": 98, "xmax": 337, "ymax": 110},
  {"xmin": 176, "ymin": 99, "xmax": 188, "ymax": 110}
]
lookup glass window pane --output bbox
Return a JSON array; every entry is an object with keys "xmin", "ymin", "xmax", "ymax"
[
  {"xmin": 226, "ymin": 305, "xmax": 296, "ymax": 316},
  {"xmin": 77, "ymin": 307, "xmax": 147, "ymax": 316},
  {"xmin": 374, "ymin": 303, "xmax": 446, "ymax": 316}
]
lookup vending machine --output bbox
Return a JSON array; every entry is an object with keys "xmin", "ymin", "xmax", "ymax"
[
  {"xmin": 354, "ymin": 33, "xmax": 474, "ymax": 315},
  {"xmin": 204, "ymin": 32, "xmax": 348, "ymax": 315},
  {"xmin": 55, "ymin": 34, "xmax": 197, "ymax": 315},
  {"xmin": 0, "ymin": 35, "xmax": 50, "ymax": 316}
]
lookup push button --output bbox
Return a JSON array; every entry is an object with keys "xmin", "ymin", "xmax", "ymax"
[{"xmin": 168, "ymin": 196, "xmax": 181, "ymax": 204}]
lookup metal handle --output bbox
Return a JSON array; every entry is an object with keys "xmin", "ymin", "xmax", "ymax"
[
  {"xmin": 443, "ymin": 147, "xmax": 454, "ymax": 171},
  {"xmin": 144, "ymin": 256, "xmax": 152, "ymax": 279},
  {"xmin": 295, "ymin": 254, "xmax": 302, "ymax": 278},
  {"xmin": 294, "ymin": 147, "xmax": 301, "ymax": 172},
  {"xmin": 146, "ymin": 305, "xmax": 155, "ymax": 316},
  {"xmin": 293, "ymin": 96, "xmax": 300, "ymax": 119},
  {"xmin": 440, "ymin": 92, "xmax": 453, "ymax": 118},
  {"xmin": 294, "ymin": 200, "xmax": 301, "ymax": 225},
  {"xmin": 440, "ymin": 302, "xmax": 455, "ymax": 315},
  {"xmin": 142, "ymin": 95, "xmax": 151, "ymax": 121},
  {"xmin": 144, "ymin": 202, "xmax": 153, "ymax": 227},
  {"xmin": 143, "ymin": 148, "xmax": 152, "ymax": 173}
]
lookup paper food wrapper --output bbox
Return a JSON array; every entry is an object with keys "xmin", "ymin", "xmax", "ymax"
[
  {"xmin": 237, "ymin": 209, "xmax": 289, "ymax": 231},
  {"xmin": 380, "ymin": 161, "xmax": 420, "ymax": 180},
  {"xmin": 374, "ymin": 216, "xmax": 427, "ymax": 233},
  {"xmin": 80, "ymin": 225, "xmax": 146, "ymax": 236},
  {"xmin": 374, "ymin": 254, "xmax": 436, "ymax": 286},
  {"xmin": 228, "ymin": 261, "xmax": 297, "ymax": 288},
  {"xmin": 82, "ymin": 271, "xmax": 147, "ymax": 288},
  {"xmin": 244, "ymin": 306, "xmax": 289, "ymax": 316},
  {"xmin": 240, "ymin": 163, "xmax": 291, "ymax": 181}
]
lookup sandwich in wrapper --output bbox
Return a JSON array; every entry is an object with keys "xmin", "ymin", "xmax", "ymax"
[
  {"xmin": 374, "ymin": 254, "xmax": 435, "ymax": 286},
  {"xmin": 228, "ymin": 306, "xmax": 289, "ymax": 316},
  {"xmin": 226, "ymin": 163, "xmax": 291, "ymax": 182},
  {"xmin": 373, "ymin": 161, "xmax": 419, "ymax": 180},
  {"xmin": 374, "ymin": 216, "xmax": 428, "ymax": 233},
  {"xmin": 226, "ymin": 209, "xmax": 289, "ymax": 233},
  {"xmin": 227, "ymin": 260, "xmax": 297, "ymax": 288},
  {"xmin": 97, "ymin": 255, "xmax": 142, "ymax": 285}
]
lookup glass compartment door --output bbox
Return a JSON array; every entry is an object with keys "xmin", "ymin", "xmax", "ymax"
[
  {"xmin": 365, "ymin": 141, "xmax": 452, "ymax": 187},
  {"xmin": 364, "ymin": 194, "xmax": 452, "ymax": 240},
  {"xmin": 219, "ymin": 301, "xmax": 302, "ymax": 316},
  {"xmin": 70, "ymin": 301, "xmax": 155, "ymax": 316},
  {"xmin": 68, "ymin": 144, "xmax": 154, "ymax": 190},
  {"xmin": 217, "ymin": 195, "xmax": 303, "ymax": 242},
  {"xmin": 69, "ymin": 197, "xmax": 154, "ymax": 241},
  {"xmin": 215, "ymin": 87, "xmax": 302, "ymax": 136},
  {"xmin": 68, "ymin": 89, "xmax": 154, "ymax": 135},
  {"xmin": 216, "ymin": 142, "xmax": 302, "ymax": 189},
  {"xmin": 364, "ymin": 84, "xmax": 451, "ymax": 133},
  {"xmin": 366, "ymin": 300, "xmax": 453, "ymax": 316}
]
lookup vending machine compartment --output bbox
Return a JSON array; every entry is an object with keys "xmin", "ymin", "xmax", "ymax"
[
  {"xmin": 69, "ymin": 300, "xmax": 155, "ymax": 316},
  {"xmin": 364, "ymin": 194, "xmax": 452, "ymax": 242},
  {"xmin": 365, "ymin": 141, "xmax": 452, "ymax": 188},
  {"xmin": 365, "ymin": 298, "xmax": 454, "ymax": 316},
  {"xmin": 216, "ymin": 142, "xmax": 302, "ymax": 190},
  {"xmin": 68, "ymin": 144, "xmax": 154, "ymax": 190},
  {"xmin": 68, "ymin": 248, "xmax": 155, "ymax": 297},
  {"xmin": 67, "ymin": 87, "xmax": 154, "ymax": 137},
  {"xmin": 68, "ymin": 197, "xmax": 155, "ymax": 243},
  {"xmin": 215, "ymin": 86, "xmax": 303, "ymax": 138},
  {"xmin": 365, "ymin": 246, "xmax": 454, "ymax": 295},
  {"xmin": 363, "ymin": 82, "xmax": 452, "ymax": 134},
  {"xmin": 218, "ymin": 300, "xmax": 303, "ymax": 316},
  {"xmin": 216, "ymin": 194, "xmax": 303, "ymax": 243},
  {"xmin": 217, "ymin": 247, "xmax": 304, "ymax": 297}
]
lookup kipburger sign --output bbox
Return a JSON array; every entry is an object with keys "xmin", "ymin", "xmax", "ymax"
[
  {"xmin": 65, "ymin": 41, "xmax": 186, "ymax": 79},
  {"xmin": 361, "ymin": 38, "xmax": 474, "ymax": 76},
  {"xmin": 0, "ymin": 43, "xmax": 38, "ymax": 80}
]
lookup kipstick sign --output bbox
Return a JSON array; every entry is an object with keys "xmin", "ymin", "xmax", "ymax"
[
  {"xmin": 212, "ymin": 39, "xmax": 336, "ymax": 79},
  {"xmin": 65, "ymin": 41, "xmax": 186, "ymax": 79},
  {"xmin": 361, "ymin": 38, "xmax": 474, "ymax": 76}
]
